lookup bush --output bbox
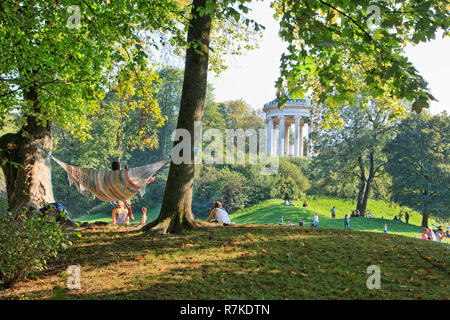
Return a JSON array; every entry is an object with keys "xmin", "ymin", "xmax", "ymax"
[
  {"xmin": 0, "ymin": 208, "xmax": 71, "ymax": 289},
  {"xmin": 194, "ymin": 167, "xmax": 251, "ymax": 215}
]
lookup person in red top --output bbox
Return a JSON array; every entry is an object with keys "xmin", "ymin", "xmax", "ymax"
[{"xmin": 421, "ymin": 229, "xmax": 428, "ymax": 240}]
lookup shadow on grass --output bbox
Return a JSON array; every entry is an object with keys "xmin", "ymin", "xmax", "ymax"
[{"xmin": 5, "ymin": 224, "xmax": 448, "ymax": 300}]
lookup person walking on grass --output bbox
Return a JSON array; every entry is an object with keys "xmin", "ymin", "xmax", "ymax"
[
  {"xmin": 384, "ymin": 224, "xmax": 388, "ymax": 234},
  {"xmin": 344, "ymin": 214, "xmax": 350, "ymax": 230},
  {"xmin": 330, "ymin": 206, "xmax": 336, "ymax": 220},
  {"xmin": 405, "ymin": 211, "xmax": 409, "ymax": 224}
]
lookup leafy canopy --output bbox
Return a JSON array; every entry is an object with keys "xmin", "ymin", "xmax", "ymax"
[
  {"xmin": 384, "ymin": 112, "xmax": 450, "ymax": 219},
  {"xmin": 0, "ymin": 0, "xmax": 182, "ymax": 142},
  {"xmin": 273, "ymin": 0, "xmax": 449, "ymax": 124}
]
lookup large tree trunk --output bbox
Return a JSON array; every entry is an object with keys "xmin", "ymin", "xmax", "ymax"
[
  {"xmin": 421, "ymin": 212, "xmax": 429, "ymax": 228},
  {"xmin": 0, "ymin": 87, "xmax": 54, "ymax": 213},
  {"xmin": 143, "ymin": 0, "xmax": 214, "ymax": 234}
]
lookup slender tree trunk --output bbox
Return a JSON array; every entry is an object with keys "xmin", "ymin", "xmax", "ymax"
[
  {"xmin": 0, "ymin": 86, "xmax": 54, "ymax": 213},
  {"xmin": 162, "ymin": 124, "xmax": 168, "ymax": 160},
  {"xmin": 66, "ymin": 159, "xmax": 72, "ymax": 212},
  {"xmin": 356, "ymin": 155, "xmax": 366, "ymax": 212},
  {"xmin": 360, "ymin": 151, "xmax": 375, "ymax": 216},
  {"xmin": 143, "ymin": 0, "xmax": 215, "ymax": 234}
]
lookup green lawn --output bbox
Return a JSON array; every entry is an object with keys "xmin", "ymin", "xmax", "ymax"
[
  {"xmin": 229, "ymin": 198, "xmax": 449, "ymax": 242},
  {"xmin": 1, "ymin": 223, "xmax": 448, "ymax": 300},
  {"xmin": 75, "ymin": 197, "xmax": 448, "ymax": 242}
]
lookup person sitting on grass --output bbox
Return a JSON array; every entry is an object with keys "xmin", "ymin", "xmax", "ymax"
[
  {"xmin": 421, "ymin": 229, "xmax": 429, "ymax": 240},
  {"xmin": 435, "ymin": 228, "xmax": 444, "ymax": 242},
  {"xmin": 206, "ymin": 201, "xmax": 230, "ymax": 226},
  {"xmin": 112, "ymin": 201, "xmax": 129, "ymax": 225},
  {"xmin": 428, "ymin": 228, "xmax": 436, "ymax": 241},
  {"xmin": 302, "ymin": 201, "xmax": 308, "ymax": 207},
  {"xmin": 393, "ymin": 216, "xmax": 398, "ymax": 221},
  {"xmin": 283, "ymin": 198, "xmax": 294, "ymax": 206}
]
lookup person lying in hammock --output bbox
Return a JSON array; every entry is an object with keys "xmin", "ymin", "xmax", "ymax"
[{"xmin": 111, "ymin": 161, "xmax": 156, "ymax": 222}]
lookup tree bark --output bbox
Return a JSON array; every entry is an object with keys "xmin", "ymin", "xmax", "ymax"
[
  {"xmin": 0, "ymin": 86, "xmax": 54, "ymax": 213},
  {"xmin": 360, "ymin": 151, "xmax": 375, "ymax": 217},
  {"xmin": 421, "ymin": 212, "xmax": 429, "ymax": 228},
  {"xmin": 356, "ymin": 155, "xmax": 366, "ymax": 212},
  {"xmin": 143, "ymin": 0, "xmax": 215, "ymax": 234}
]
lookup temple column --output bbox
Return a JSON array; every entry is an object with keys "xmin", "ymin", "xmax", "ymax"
[
  {"xmin": 284, "ymin": 121, "xmax": 290, "ymax": 156},
  {"xmin": 299, "ymin": 119, "xmax": 304, "ymax": 157},
  {"xmin": 266, "ymin": 117, "xmax": 273, "ymax": 155},
  {"xmin": 278, "ymin": 116, "xmax": 285, "ymax": 156},
  {"xmin": 307, "ymin": 120, "xmax": 312, "ymax": 158},
  {"xmin": 294, "ymin": 116, "xmax": 300, "ymax": 157}
]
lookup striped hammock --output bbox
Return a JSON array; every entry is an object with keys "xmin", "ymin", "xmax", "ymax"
[{"xmin": 52, "ymin": 157, "xmax": 169, "ymax": 202}]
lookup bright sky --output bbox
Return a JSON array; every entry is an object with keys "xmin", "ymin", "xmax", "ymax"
[{"xmin": 209, "ymin": 1, "xmax": 450, "ymax": 115}]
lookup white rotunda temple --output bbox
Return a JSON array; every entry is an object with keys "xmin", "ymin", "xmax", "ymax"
[{"xmin": 263, "ymin": 97, "xmax": 313, "ymax": 158}]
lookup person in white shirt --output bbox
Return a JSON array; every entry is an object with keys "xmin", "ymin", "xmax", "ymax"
[
  {"xmin": 206, "ymin": 201, "xmax": 231, "ymax": 225},
  {"xmin": 428, "ymin": 228, "xmax": 436, "ymax": 241},
  {"xmin": 310, "ymin": 213, "xmax": 319, "ymax": 227}
]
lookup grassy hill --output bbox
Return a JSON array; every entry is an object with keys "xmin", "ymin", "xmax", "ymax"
[
  {"xmin": 1, "ymin": 223, "xmax": 448, "ymax": 300},
  {"xmin": 75, "ymin": 196, "xmax": 448, "ymax": 242},
  {"xmin": 229, "ymin": 198, "xmax": 449, "ymax": 242}
]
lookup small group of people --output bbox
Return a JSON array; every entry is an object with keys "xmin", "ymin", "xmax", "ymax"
[
  {"xmin": 351, "ymin": 209, "xmax": 362, "ymax": 218},
  {"xmin": 277, "ymin": 215, "xmax": 308, "ymax": 227},
  {"xmin": 112, "ymin": 201, "xmax": 148, "ymax": 225},
  {"xmin": 283, "ymin": 199, "xmax": 295, "ymax": 206},
  {"xmin": 421, "ymin": 227, "xmax": 448, "ymax": 242},
  {"xmin": 393, "ymin": 211, "xmax": 410, "ymax": 223}
]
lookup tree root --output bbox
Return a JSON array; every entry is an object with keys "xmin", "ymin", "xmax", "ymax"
[{"xmin": 414, "ymin": 247, "xmax": 449, "ymax": 274}]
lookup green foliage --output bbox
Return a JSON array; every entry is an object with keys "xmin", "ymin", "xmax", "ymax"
[
  {"xmin": 310, "ymin": 100, "xmax": 400, "ymax": 200},
  {"xmin": 195, "ymin": 166, "xmax": 251, "ymax": 214},
  {"xmin": 0, "ymin": 206, "xmax": 71, "ymax": 289},
  {"xmin": 273, "ymin": 0, "xmax": 449, "ymax": 122},
  {"xmin": 0, "ymin": 0, "xmax": 180, "ymax": 141},
  {"xmin": 193, "ymin": 159, "xmax": 310, "ymax": 217},
  {"xmin": 384, "ymin": 112, "xmax": 450, "ymax": 220},
  {"xmin": 277, "ymin": 158, "xmax": 310, "ymax": 197}
]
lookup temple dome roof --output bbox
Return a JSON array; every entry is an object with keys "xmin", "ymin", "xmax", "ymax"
[{"xmin": 263, "ymin": 97, "xmax": 309, "ymax": 110}]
